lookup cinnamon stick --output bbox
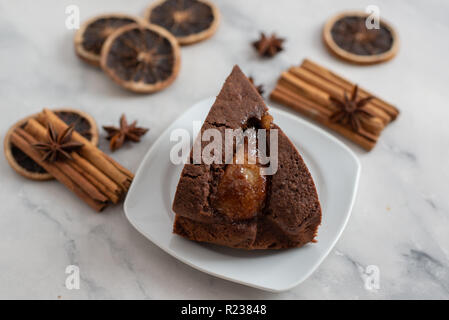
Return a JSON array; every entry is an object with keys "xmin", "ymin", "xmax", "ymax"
[
  {"xmin": 281, "ymin": 71, "xmax": 331, "ymax": 107},
  {"xmin": 277, "ymin": 80, "xmax": 333, "ymax": 117},
  {"xmin": 24, "ymin": 118, "xmax": 121, "ymax": 203},
  {"xmin": 37, "ymin": 109, "xmax": 132, "ymax": 190},
  {"xmin": 269, "ymin": 59, "xmax": 399, "ymax": 150},
  {"xmin": 11, "ymin": 128, "xmax": 107, "ymax": 211},
  {"xmin": 290, "ymin": 66, "xmax": 392, "ymax": 124},
  {"xmin": 70, "ymin": 160, "xmax": 120, "ymax": 203},
  {"xmin": 301, "ymin": 59, "xmax": 399, "ymax": 120},
  {"xmin": 20, "ymin": 125, "xmax": 108, "ymax": 204},
  {"xmin": 270, "ymin": 87, "xmax": 377, "ymax": 151},
  {"xmin": 52, "ymin": 160, "xmax": 109, "ymax": 203},
  {"xmin": 102, "ymin": 152, "xmax": 134, "ymax": 180},
  {"xmin": 71, "ymin": 154, "xmax": 121, "ymax": 201},
  {"xmin": 277, "ymin": 78, "xmax": 383, "ymax": 137},
  {"xmin": 281, "ymin": 70, "xmax": 391, "ymax": 125}
]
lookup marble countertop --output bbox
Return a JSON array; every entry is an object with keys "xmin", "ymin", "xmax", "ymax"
[{"xmin": 1, "ymin": 0, "xmax": 448, "ymax": 299}]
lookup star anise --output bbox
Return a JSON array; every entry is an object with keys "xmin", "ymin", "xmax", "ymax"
[
  {"xmin": 329, "ymin": 85, "xmax": 375, "ymax": 133},
  {"xmin": 248, "ymin": 76, "xmax": 265, "ymax": 95},
  {"xmin": 103, "ymin": 114, "xmax": 149, "ymax": 151},
  {"xmin": 33, "ymin": 124, "xmax": 84, "ymax": 162},
  {"xmin": 252, "ymin": 32, "xmax": 285, "ymax": 58}
]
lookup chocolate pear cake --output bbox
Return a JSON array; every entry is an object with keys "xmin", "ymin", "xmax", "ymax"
[{"xmin": 172, "ymin": 65, "xmax": 321, "ymax": 249}]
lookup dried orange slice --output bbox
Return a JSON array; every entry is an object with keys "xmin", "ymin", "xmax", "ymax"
[
  {"xmin": 4, "ymin": 109, "xmax": 98, "ymax": 180},
  {"xmin": 74, "ymin": 13, "xmax": 141, "ymax": 66},
  {"xmin": 144, "ymin": 0, "xmax": 220, "ymax": 45},
  {"xmin": 323, "ymin": 11, "xmax": 399, "ymax": 65},
  {"xmin": 100, "ymin": 23, "xmax": 181, "ymax": 93}
]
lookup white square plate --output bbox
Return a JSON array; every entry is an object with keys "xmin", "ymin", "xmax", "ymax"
[{"xmin": 124, "ymin": 97, "xmax": 360, "ymax": 292}]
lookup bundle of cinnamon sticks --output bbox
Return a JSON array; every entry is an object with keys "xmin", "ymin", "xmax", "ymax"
[
  {"xmin": 10, "ymin": 109, "xmax": 133, "ymax": 211},
  {"xmin": 270, "ymin": 59, "xmax": 399, "ymax": 150}
]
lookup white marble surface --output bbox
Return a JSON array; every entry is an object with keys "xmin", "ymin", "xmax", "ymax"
[{"xmin": 1, "ymin": 0, "xmax": 448, "ymax": 299}]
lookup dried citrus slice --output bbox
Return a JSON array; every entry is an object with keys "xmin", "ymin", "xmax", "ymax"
[
  {"xmin": 100, "ymin": 23, "xmax": 181, "ymax": 93},
  {"xmin": 144, "ymin": 0, "xmax": 220, "ymax": 45},
  {"xmin": 74, "ymin": 13, "xmax": 141, "ymax": 66},
  {"xmin": 4, "ymin": 109, "xmax": 98, "ymax": 180},
  {"xmin": 323, "ymin": 11, "xmax": 399, "ymax": 65}
]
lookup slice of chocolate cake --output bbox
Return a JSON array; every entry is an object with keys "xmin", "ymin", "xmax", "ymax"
[{"xmin": 172, "ymin": 65, "xmax": 321, "ymax": 249}]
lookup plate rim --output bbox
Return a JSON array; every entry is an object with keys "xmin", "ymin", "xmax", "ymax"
[{"xmin": 124, "ymin": 97, "xmax": 361, "ymax": 292}]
